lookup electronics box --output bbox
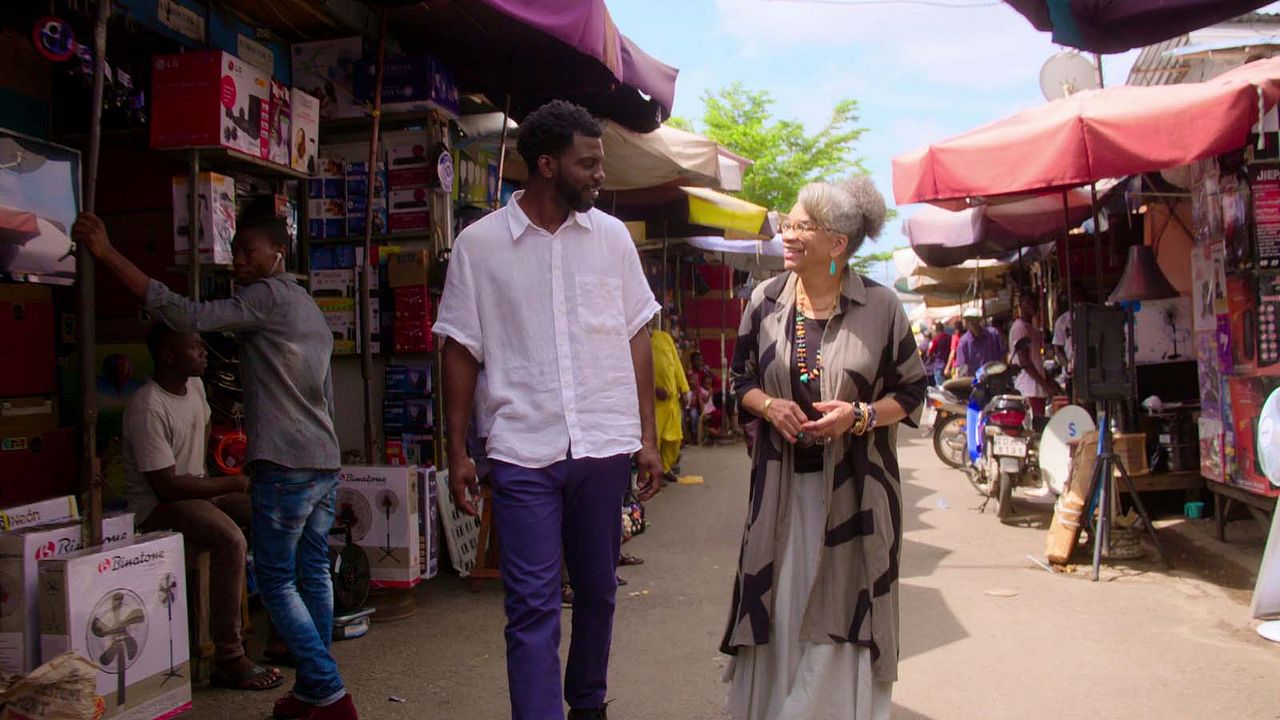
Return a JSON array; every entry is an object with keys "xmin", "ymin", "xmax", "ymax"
[
  {"xmin": 388, "ymin": 250, "xmax": 431, "ymax": 289},
  {"xmin": 291, "ymin": 37, "xmax": 364, "ymax": 120},
  {"xmin": 1225, "ymin": 376, "xmax": 1280, "ymax": 496},
  {"xmin": 172, "ymin": 172, "xmax": 236, "ymax": 266},
  {"xmin": 417, "ymin": 468, "xmax": 439, "ymax": 580},
  {"xmin": 1227, "ymin": 274, "xmax": 1259, "ymax": 375},
  {"xmin": 0, "ymin": 514, "xmax": 134, "ymax": 675},
  {"xmin": 0, "ymin": 396, "xmax": 57, "ymax": 437},
  {"xmin": 38, "ymin": 532, "xmax": 191, "ymax": 720},
  {"xmin": 0, "ymin": 495, "xmax": 77, "ymax": 534},
  {"xmin": 335, "ymin": 466, "xmax": 422, "ymax": 589},
  {"xmin": 354, "ymin": 54, "xmax": 460, "ymax": 118},
  {"xmin": 385, "ymin": 362, "xmax": 432, "ymax": 398},
  {"xmin": 0, "ymin": 428, "xmax": 80, "ymax": 509},
  {"xmin": 266, "ymin": 80, "xmax": 291, "ymax": 166},
  {"xmin": 151, "ymin": 51, "xmax": 271, "ymax": 158},
  {"xmin": 290, "ymin": 88, "xmax": 320, "ymax": 174}
]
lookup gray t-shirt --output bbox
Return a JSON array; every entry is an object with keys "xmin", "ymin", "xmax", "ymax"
[
  {"xmin": 122, "ymin": 378, "xmax": 210, "ymax": 522},
  {"xmin": 145, "ymin": 274, "xmax": 340, "ymax": 472}
]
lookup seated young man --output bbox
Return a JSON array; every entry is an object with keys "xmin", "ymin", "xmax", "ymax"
[{"xmin": 122, "ymin": 322, "xmax": 281, "ymax": 691}]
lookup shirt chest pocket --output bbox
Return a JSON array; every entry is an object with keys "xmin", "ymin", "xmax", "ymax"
[{"xmin": 576, "ymin": 273, "xmax": 626, "ymax": 336}]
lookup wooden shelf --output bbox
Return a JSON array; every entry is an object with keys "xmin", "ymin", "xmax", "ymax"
[
  {"xmin": 161, "ymin": 146, "xmax": 311, "ymax": 181},
  {"xmin": 1126, "ymin": 471, "xmax": 1204, "ymax": 493},
  {"xmin": 320, "ymin": 112, "xmax": 436, "ymax": 137}
]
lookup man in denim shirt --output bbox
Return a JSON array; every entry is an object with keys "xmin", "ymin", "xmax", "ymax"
[{"xmin": 73, "ymin": 210, "xmax": 357, "ymax": 720}]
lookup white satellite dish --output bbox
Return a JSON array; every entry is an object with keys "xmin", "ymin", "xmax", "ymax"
[
  {"xmin": 1040, "ymin": 51, "xmax": 1100, "ymax": 101},
  {"xmin": 1253, "ymin": 387, "xmax": 1280, "ymax": 642},
  {"xmin": 1038, "ymin": 405, "xmax": 1096, "ymax": 495}
]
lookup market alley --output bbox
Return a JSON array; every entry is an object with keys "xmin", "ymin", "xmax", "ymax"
[{"xmin": 186, "ymin": 437, "xmax": 1280, "ymax": 720}]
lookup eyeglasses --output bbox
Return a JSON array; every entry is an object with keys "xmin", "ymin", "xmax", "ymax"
[{"xmin": 779, "ymin": 216, "xmax": 829, "ymax": 235}]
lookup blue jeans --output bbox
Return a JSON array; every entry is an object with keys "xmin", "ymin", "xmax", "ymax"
[{"xmin": 251, "ymin": 464, "xmax": 345, "ymax": 706}]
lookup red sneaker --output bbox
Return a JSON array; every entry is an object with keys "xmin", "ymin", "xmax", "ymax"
[
  {"xmin": 273, "ymin": 693, "xmax": 314, "ymax": 719},
  {"xmin": 306, "ymin": 694, "xmax": 358, "ymax": 720}
]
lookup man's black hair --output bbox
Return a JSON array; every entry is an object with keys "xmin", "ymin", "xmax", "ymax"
[
  {"xmin": 237, "ymin": 195, "xmax": 290, "ymax": 249},
  {"xmin": 516, "ymin": 100, "xmax": 603, "ymax": 173},
  {"xmin": 145, "ymin": 321, "xmax": 179, "ymax": 363}
]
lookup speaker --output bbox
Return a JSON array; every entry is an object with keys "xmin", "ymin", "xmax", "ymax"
[{"xmin": 1074, "ymin": 303, "xmax": 1130, "ymax": 402}]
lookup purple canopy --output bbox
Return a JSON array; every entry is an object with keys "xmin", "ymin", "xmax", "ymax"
[
  {"xmin": 1004, "ymin": 0, "xmax": 1274, "ymax": 53},
  {"xmin": 389, "ymin": 1, "xmax": 677, "ymax": 132}
]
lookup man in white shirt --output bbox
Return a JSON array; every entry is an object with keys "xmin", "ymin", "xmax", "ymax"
[
  {"xmin": 123, "ymin": 323, "xmax": 281, "ymax": 691},
  {"xmin": 1009, "ymin": 294, "xmax": 1060, "ymax": 416},
  {"xmin": 435, "ymin": 100, "xmax": 663, "ymax": 720}
]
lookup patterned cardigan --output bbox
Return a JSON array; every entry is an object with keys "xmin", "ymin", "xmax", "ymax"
[{"xmin": 720, "ymin": 270, "xmax": 927, "ymax": 683}]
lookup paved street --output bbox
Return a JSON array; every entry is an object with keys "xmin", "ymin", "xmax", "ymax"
[{"xmin": 190, "ymin": 434, "xmax": 1280, "ymax": 719}]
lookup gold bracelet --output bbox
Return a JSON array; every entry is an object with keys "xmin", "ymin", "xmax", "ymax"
[{"xmin": 763, "ymin": 397, "xmax": 774, "ymax": 418}]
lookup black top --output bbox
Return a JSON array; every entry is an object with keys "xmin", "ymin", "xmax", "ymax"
[{"xmin": 791, "ymin": 315, "xmax": 829, "ymax": 473}]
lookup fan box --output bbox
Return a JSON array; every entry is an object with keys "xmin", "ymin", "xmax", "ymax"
[
  {"xmin": 0, "ymin": 495, "xmax": 78, "ymax": 533},
  {"xmin": 0, "ymin": 514, "xmax": 134, "ymax": 676},
  {"xmin": 38, "ymin": 532, "xmax": 190, "ymax": 720},
  {"xmin": 417, "ymin": 468, "xmax": 440, "ymax": 580},
  {"xmin": 335, "ymin": 466, "xmax": 422, "ymax": 589}
]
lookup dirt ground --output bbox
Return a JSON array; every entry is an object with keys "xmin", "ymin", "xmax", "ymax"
[{"xmin": 185, "ymin": 435, "xmax": 1280, "ymax": 719}]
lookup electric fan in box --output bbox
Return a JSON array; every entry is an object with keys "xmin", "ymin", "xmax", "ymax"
[
  {"xmin": 335, "ymin": 467, "xmax": 423, "ymax": 589},
  {"xmin": 38, "ymin": 532, "xmax": 190, "ymax": 720}
]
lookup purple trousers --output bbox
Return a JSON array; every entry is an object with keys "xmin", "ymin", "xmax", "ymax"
[{"xmin": 490, "ymin": 454, "xmax": 630, "ymax": 720}]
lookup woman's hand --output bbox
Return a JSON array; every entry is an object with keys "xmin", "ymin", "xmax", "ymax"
[
  {"xmin": 764, "ymin": 398, "xmax": 808, "ymax": 444},
  {"xmin": 803, "ymin": 400, "xmax": 857, "ymax": 439}
]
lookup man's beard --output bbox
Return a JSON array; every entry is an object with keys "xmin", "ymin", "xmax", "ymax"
[{"xmin": 555, "ymin": 173, "xmax": 596, "ymax": 213}]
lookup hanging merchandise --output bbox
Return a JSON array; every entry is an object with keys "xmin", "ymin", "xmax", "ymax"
[
  {"xmin": 32, "ymin": 17, "xmax": 77, "ymax": 63},
  {"xmin": 1251, "ymin": 166, "xmax": 1280, "ymax": 270}
]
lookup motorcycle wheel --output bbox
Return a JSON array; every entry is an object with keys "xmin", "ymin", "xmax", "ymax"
[
  {"xmin": 996, "ymin": 471, "xmax": 1016, "ymax": 520},
  {"xmin": 933, "ymin": 414, "xmax": 968, "ymax": 469}
]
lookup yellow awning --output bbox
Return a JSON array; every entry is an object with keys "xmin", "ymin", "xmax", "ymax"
[{"xmin": 680, "ymin": 186, "xmax": 770, "ymax": 237}]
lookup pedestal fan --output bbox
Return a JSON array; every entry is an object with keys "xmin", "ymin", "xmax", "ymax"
[
  {"xmin": 375, "ymin": 490, "xmax": 400, "ymax": 563},
  {"xmin": 86, "ymin": 589, "xmax": 148, "ymax": 706},
  {"xmin": 1252, "ymin": 387, "xmax": 1280, "ymax": 643},
  {"xmin": 158, "ymin": 573, "xmax": 182, "ymax": 682}
]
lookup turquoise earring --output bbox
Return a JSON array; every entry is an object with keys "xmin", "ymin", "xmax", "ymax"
[{"xmin": 830, "ymin": 259, "xmax": 838, "ymax": 276}]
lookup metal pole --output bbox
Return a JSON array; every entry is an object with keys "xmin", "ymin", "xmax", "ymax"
[
  {"xmin": 80, "ymin": 0, "xmax": 111, "ymax": 545},
  {"xmin": 1061, "ymin": 190, "xmax": 1074, "ymax": 306},
  {"xmin": 360, "ymin": 14, "xmax": 387, "ymax": 463},
  {"xmin": 495, "ymin": 96, "xmax": 512, "ymax": 212},
  {"xmin": 188, "ymin": 151, "xmax": 200, "ymax": 301},
  {"xmin": 1090, "ymin": 182, "xmax": 1105, "ymax": 304},
  {"xmin": 720, "ymin": 253, "xmax": 728, "ymax": 410},
  {"xmin": 661, "ymin": 223, "xmax": 669, "ymax": 331}
]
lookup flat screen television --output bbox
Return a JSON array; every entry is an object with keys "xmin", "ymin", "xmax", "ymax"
[{"xmin": 0, "ymin": 127, "xmax": 81, "ymax": 285}]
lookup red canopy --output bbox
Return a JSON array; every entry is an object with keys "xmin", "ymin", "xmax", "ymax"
[{"xmin": 893, "ymin": 57, "xmax": 1280, "ymax": 205}]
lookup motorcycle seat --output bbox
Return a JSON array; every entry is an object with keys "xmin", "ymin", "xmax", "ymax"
[
  {"xmin": 987, "ymin": 394, "xmax": 1030, "ymax": 412},
  {"xmin": 943, "ymin": 377, "xmax": 973, "ymax": 399}
]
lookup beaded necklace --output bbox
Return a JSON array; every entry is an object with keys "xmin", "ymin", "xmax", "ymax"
[{"xmin": 796, "ymin": 308, "xmax": 822, "ymax": 384}]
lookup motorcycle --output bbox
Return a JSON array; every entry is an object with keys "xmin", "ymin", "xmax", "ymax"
[
  {"xmin": 928, "ymin": 381, "xmax": 969, "ymax": 469},
  {"xmin": 964, "ymin": 361, "xmax": 1041, "ymax": 520}
]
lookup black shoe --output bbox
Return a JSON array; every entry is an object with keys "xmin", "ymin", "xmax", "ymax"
[{"xmin": 568, "ymin": 708, "xmax": 607, "ymax": 720}]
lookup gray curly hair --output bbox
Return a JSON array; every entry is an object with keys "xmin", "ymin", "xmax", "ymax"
[{"xmin": 796, "ymin": 175, "xmax": 887, "ymax": 258}]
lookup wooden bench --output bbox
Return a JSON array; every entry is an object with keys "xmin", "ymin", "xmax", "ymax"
[{"xmin": 1204, "ymin": 482, "xmax": 1278, "ymax": 542}]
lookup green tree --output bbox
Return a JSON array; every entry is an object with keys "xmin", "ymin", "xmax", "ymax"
[
  {"xmin": 851, "ymin": 249, "xmax": 896, "ymax": 276},
  {"xmin": 686, "ymin": 83, "xmax": 868, "ymax": 212}
]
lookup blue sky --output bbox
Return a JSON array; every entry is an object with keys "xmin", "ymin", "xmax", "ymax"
[{"xmin": 610, "ymin": 0, "xmax": 1148, "ymax": 277}]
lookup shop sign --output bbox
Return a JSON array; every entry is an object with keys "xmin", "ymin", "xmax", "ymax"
[
  {"xmin": 1252, "ymin": 166, "xmax": 1280, "ymax": 270},
  {"xmin": 237, "ymin": 34, "xmax": 274, "ymax": 76},
  {"xmin": 157, "ymin": 0, "xmax": 205, "ymax": 45}
]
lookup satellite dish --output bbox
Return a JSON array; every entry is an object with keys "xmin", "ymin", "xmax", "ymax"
[
  {"xmin": 1038, "ymin": 405, "xmax": 1096, "ymax": 495},
  {"xmin": 1040, "ymin": 51, "xmax": 1100, "ymax": 101},
  {"xmin": 1258, "ymin": 387, "xmax": 1280, "ymax": 487}
]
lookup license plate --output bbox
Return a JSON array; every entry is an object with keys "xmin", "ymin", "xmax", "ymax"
[{"xmin": 992, "ymin": 435, "xmax": 1028, "ymax": 458}]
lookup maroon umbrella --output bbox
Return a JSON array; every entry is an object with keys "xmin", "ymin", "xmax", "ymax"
[
  {"xmin": 388, "ymin": 0, "xmax": 677, "ymax": 132},
  {"xmin": 1004, "ymin": 0, "xmax": 1274, "ymax": 53}
]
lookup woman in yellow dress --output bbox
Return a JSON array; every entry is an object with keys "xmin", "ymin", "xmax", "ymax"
[{"xmin": 650, "ymin": 318, "xmax": 689, "ymax": 481}]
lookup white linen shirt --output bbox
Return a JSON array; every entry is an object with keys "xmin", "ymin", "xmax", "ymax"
[{"xmin": 434, "ymin": 191, "xmax": 661, "ymax": 468}]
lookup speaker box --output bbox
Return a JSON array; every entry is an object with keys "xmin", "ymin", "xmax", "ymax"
[{"xmin": 1074, "ymin": 303, "xmax": 1130, "ymax": 402}]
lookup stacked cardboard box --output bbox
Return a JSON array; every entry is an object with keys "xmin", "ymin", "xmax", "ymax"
[
  {"xmin": 0, "ymin": 514, "xmax": 135, "ymax": 676},
  {"xmin": 0, "ymin": 496, "xmax": 78, "ymax": 533},
  {"xmin": 172, "ymin": 172, "xmax": 236, "ymax": 266},
  {"xmin": 151, "ymin": 51, "xmax": 270, "ymax": 159},
  {"xmin": 307, "ymin": 157, "xmax": 347, "ymax": 240},
  {"xmin": 345, "ymin": 161, "xmax": 389, "ymax": 238},
  {"xmin": 39, "ymin": 532, "xmax": 191, "ymax": 720},
  {"xmin": 384, "ymin": 361, "xmax": 433, "ymax": 466},
  {"xmin": 386, "ymin": 135, "xmax": 433, "ymax": 234},
  {"xmin": 334, "ymin": 467, "xmax": 422, "ymax": 588}
]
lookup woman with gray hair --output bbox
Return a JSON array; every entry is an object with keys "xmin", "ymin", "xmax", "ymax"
[{"xmin": 721, "ymin": 177, "xmax": 927, "ymax": 719}]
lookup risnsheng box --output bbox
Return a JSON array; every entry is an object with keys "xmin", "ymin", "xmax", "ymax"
[
  {"xmin": 336, "ymin": 466, "xmax": 422, "ymax": 589},
  {"xmin": 38, "ymin": 532, "xmax": 190, "ymax": 720},
  {"xmin": 0, "ymin": 513, "xmax": 135, "ymax": 676}
]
